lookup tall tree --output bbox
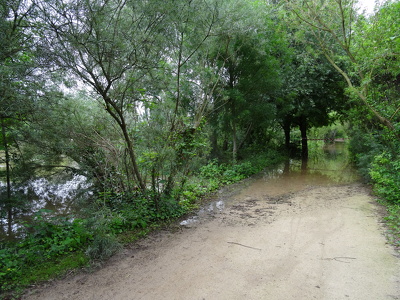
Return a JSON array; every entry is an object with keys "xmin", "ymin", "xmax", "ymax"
[
  {"xmin": 284, "ymin": 0, "xmax": 399, "ymax": 138},
  {"xmin": 35, "ymin": 0, "xmax": 228, "ymax": 199},
  {"xmin": 35, "ymin": 0, "xmax": 170, "ymax": 191},
  {"xmin": 0, "ymin": 0, "xmax": 37, "ymax": 234},
  {"xmin": 277, "ymin": 39, "xmax": 347, "ymax": 159},
  {"xmin": 207, "ymin": 2, "xmax": 284, "ymax": 161}
]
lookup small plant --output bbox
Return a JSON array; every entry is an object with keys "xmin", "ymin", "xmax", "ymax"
[{"xmin": 85, "ymin": 234, "xmax": 122, "ymax": 261}]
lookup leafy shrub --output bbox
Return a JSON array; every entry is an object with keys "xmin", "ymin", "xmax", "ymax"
[
  {"xmin": 383, "ymin": 204, "xmax": 400, "ymax": 249},
  {"xmin": 85, "ymin": 234, "xmax": 121, "ymax": 261},
  {"xmin": 348, "ymin": 129, "xmax": 385, "ymax": 180},
  {"xmin": 370, "ymin": 152, "xmax": 400, "ymax": 204},
  {"xmin": 199, "ymin": 159, "xmax": 224, "ymax": 179},
  {"xmin": 94, "ymin": 190, "xmax": 189, "ymax": 235},
  {"xmin": 197, "ymin": 150, "xmax": 284, "ymax": 189},
  {"xmin": 0, "ymin": 213, "xmax": 91, "ymax": 294}
]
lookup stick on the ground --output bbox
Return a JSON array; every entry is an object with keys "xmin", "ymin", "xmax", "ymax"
[
  {"xmin": 227, "ymin": 242, "xmax": 262, "ymax": 251},
  {"xmin": 322, "ymin": 257, "xmax": 356, "ymax": 263}
]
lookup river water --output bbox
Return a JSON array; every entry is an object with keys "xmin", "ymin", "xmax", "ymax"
[{"xmin": 0, "ymin": 174, "xmax": 92, "ymax": 240}]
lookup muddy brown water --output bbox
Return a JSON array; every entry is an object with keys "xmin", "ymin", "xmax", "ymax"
[
  {"xmin": 24, "ymin": 142, "xmax": 400, "ymax": 300},
  {"xmin": 182, "ymin": 142, "xmax": 358, "ymax": 226}
]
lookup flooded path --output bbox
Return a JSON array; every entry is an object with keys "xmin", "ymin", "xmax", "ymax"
[{"xmin": 24, "ymin": 143, "xmax": 400, "ymax": 300}]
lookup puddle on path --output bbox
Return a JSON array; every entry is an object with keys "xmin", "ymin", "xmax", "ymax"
[{"xmin": 180, "ymin": 142, "xmax": 359, "ymax": 227}]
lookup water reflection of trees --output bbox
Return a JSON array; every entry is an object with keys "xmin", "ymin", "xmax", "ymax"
[
  {"xmin": 0, "ymin": 174, "xmax": 91, "ymax": 240},
  {"xmin": 281, "ymin": 142, "xmax": 358, "ymax": 184}
]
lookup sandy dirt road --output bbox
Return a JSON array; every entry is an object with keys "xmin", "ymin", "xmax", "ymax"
[{"xmin": 24, "ymin": 172, "xmax": 399, "ymax": 300}]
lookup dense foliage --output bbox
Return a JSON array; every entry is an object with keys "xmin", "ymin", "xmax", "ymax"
[{"xmin": 0, "ymin": 0, "xmax": 399, "ymax": 297}]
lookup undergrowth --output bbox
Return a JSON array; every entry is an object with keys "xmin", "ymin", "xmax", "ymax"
[
  {"xmin": 349, "ymin": 127, "xmax": 400, "ymax": 251},
  {"xmin": 0, "ymin": 150, "xmax": 284, "ymax": 299},
  {"xmin": 381, "ymin": 203, "xmax": 400, "ymax": 250}
]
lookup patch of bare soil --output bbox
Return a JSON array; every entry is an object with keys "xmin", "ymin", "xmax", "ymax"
[{"xmin": 23, "ymin": 183, "xmax": 399, "ymax": 300}]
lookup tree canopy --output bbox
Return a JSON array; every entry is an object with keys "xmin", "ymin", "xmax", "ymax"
[{"xmin": 0, "ymin": 0, "xmax": 398, "ymax": 240}]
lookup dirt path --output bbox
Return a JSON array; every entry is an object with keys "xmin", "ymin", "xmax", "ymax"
[{"xmin": 24, "ymin": 180, "xmax": 399, "ymax": 300}]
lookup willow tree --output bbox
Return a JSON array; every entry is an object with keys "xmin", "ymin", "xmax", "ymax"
[
  {"xmin": 35, "ymin": 0, "xmax": 171, "ymax": 192},
  {"xmin": 35, "ymin": 0, "xmax": 231, "ymax": 198}
]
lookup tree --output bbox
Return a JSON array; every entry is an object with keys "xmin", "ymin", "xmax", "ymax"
[
  {"xmin": 34, "ymin": 0, "xmax": 235, "ymax": 202},
  {"xmin": 0, "ymin": 0, "xmax": 37, "ymax": 235},
  {"xmin": 35, "ymin": 0, "xmax": 171, "ymax": 192},
  {"xmin": 207, "ymin": 2, "xmax": 284, "ymax": 161},
  {"xmin": 277, "ymin": 40, "xmax": 347, "ymax": 159},
  {"xmin": 284, "ymin": 0, "xmax": 399, "ymax": 138}
]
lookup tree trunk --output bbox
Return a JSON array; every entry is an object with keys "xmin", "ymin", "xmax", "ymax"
[
  {"xmin": 232, "ymin": 119, "xmax": 238, "ymax": 163},
  {"xmin": 283, "ymin": 159, "xmax": 290, "ymax": 174},
  {"xmin": 283, "ymin": 119, "xmax": 291, "ymax": 151},
  {"xmin": 222, "ymin": 138, "xmax": 228, "ymax": 152},
  {"xmin": 301, "ymin": 158, "xmax": 308, "ymax": 174},
  {"xmin": 103, "ymin": 99, "xmax": 146, "ymax": 192},
  {"xmin": 299, "ymin": 116, "xmax": 308, "ymax": 161},
  {"xmin": 230, "ymin": 95, "xmax": 238, "ymax": 162},
  {"xmin": 120, "ymin": 121, "xmax": 146, "ymax": 192},
  {"xmin": 1, "ymin": 117, "xmax": 12, "ymax": 235},
  {"xmin": 210, "ymin": 129, "xmax": 219, "ymax": 158}
]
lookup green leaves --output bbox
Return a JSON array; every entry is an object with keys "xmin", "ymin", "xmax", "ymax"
[
  {"xmin": 0, "ymin": 215, "xmax": 91, "ymax": 293},
  {"xmin": 370, "ymin": 151, "xmax": 400, "ymax": 204}
]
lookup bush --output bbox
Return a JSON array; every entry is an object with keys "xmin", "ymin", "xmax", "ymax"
[
  {"xmin": 370, "ymin": 152, "xmax": 400, "ymax": 204},
  {"xmin": 85, "ymin": 234, "xmax": 122, "ymax": 261},
  {"xmin": 348, "ymin": 129, "xmax": 385, "ymax": 180},
  {"xmin": 198, "ymin": 150, "xmax": 284, "ymax": 189},
  {"xmin": 0, "ymin": 214, "xmax": 91, "ymax": 295},
  {"xmin": 199, "ymin": 159, "xmax": 224, "ymax": 179},
  {"xmin": 383, "ymin": 204, "xmax": 400, "ymax": 249}
]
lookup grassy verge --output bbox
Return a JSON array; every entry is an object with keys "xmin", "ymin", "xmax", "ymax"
[
  {"xmin": 379, "ymin": 202, "xmax": 400, "ymax": 251},
  {"xmin": 369, "ymin": 151, "xmax": 400, "ymax": 251}
]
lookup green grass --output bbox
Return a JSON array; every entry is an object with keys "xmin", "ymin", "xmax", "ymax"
[
  {"xmin": 380, "ymin": 202, "xmax": 400, "ymax": 250},
  {"xmin": 25, "ymin": 251, "xmax": 88, "ymax": 282},
  {"xmin": 1, "ymin": 251, "xmax": 89, "ymax": 300}
]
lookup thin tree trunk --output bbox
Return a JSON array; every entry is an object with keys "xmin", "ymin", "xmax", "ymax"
[
  {"xmin": 103, "ymin": 99, "xmax": 146, "ymax": 192},
  {"xmin": 120, "ymin": 122, "xmax": 146, "ymax": 192},
  {"xmin": 231, "ymin": 102, "xmax": 238, "ymax": 163},
  {"xmin": 283, "ymin": 119, "xmax": 291, "ymax": 151},
  {"xmin": 211, "ymin": 129, "xmax": 219, "ymax": 158},
  {"xmin": 1, "ymin": 117, "xmax": 12, "ymax": 235},
  {"xmin": 299, "ymin": 116, "xmax": 308, "ymax": 161}
]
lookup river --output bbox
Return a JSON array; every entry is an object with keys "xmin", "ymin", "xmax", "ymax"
[{"xmin": 0, "ymin": 173, "xmax": 92, "ymax": 240}]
